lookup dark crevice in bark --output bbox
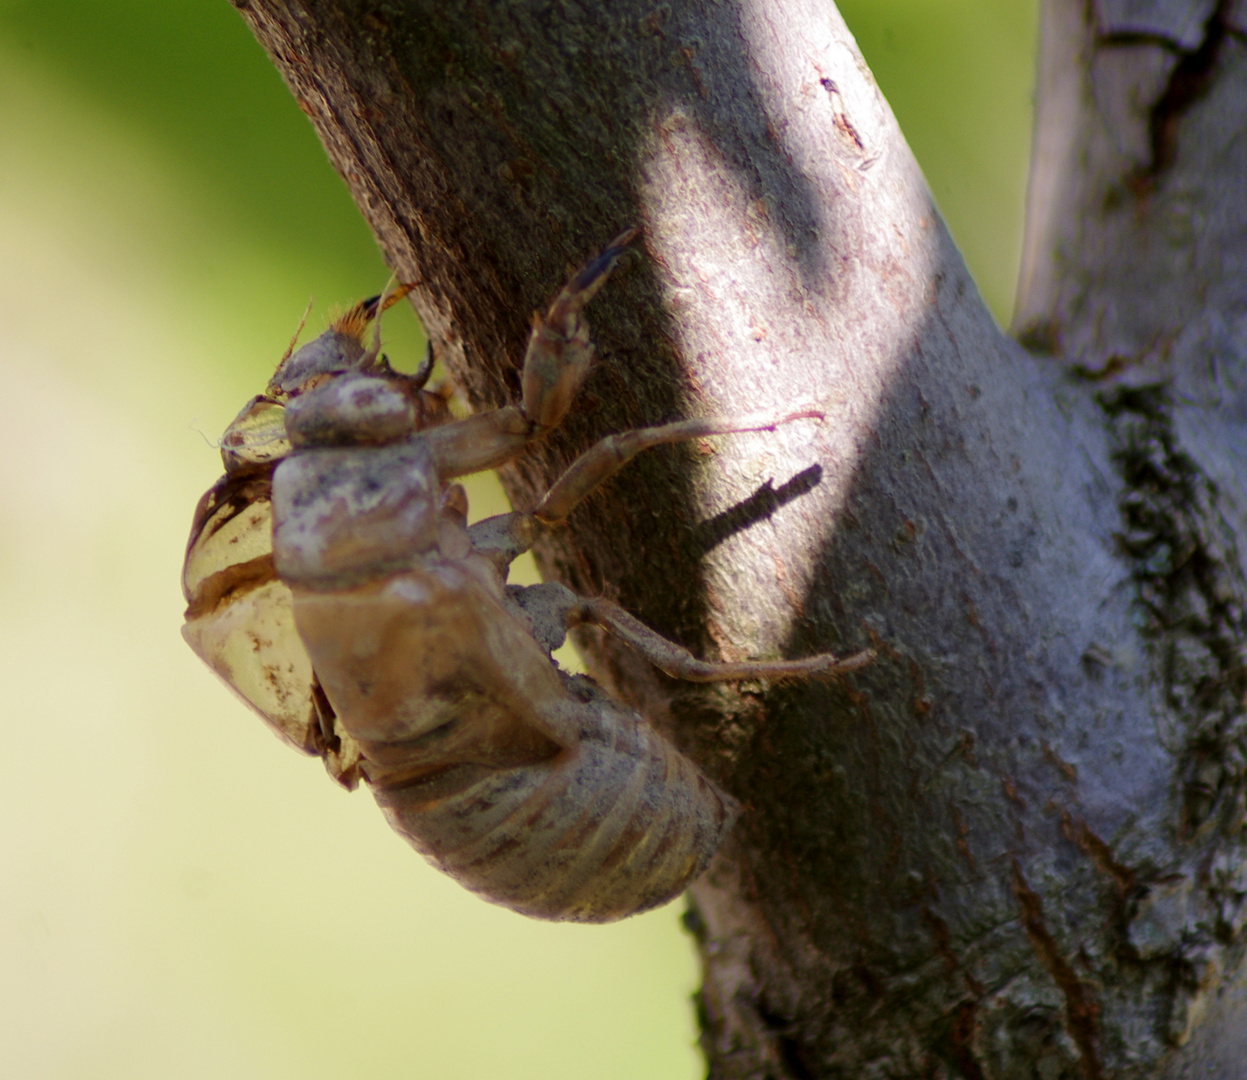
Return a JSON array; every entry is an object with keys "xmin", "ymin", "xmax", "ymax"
[
  {"xmin": 1097, "ymin": 384, "xmax": 1247, "ymax": 1049},
  {"xmin": 949, "ymin": 1000, "xmax": 988, "ymax": 1080},
  {"xmin": 921, "ymin": 906, "xmax": 990, "ymax": 1080},
  {"xmin": 720, "ymin": 989, "xmax": 820, "ymax": 1080},
  {"xmin": 1012, "ymin": 860, "xmax": 1104, "ymax": 1079},
  {"xmin": 1100, "ymin": 385, "xmax": 1247, "ymax": 838},
  {"xmin": 761, "ymin": 1013, "xmax": 817, "ymax": 1080},
  {"xmin": 1096, "ymin": 33, "xmax": 1182, "ymax": 48},
  {"xmin": 681, "ymin": 897, "xmax": 709, "ymax": 943},
  {"xmin": 1128, "ymin": 0, "xmax": 1232, "ymax": 187},
  {"xmin": 1015, "ymin": 319, "xmax": 1062, "ymax": 356},
  {"xmin": 1061, "ymin": 811, "xmax": 1136, "ymax": 897},
  {"xmin": 921, "ymin": 905, "xmax": 961, "ymax": 976}
]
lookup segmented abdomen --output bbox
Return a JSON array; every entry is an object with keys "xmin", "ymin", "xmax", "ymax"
[{"xmin": 371, "ymin": 679, "xmax": 738, "ymax": 923}]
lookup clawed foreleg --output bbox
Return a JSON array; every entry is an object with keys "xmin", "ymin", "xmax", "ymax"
[
  {"xmin": 421, "ymin": 231, "xmax": 636, "ymax": 480},
  {"xmin": 521, "ymin": 229, "xmax": 638, "ymax": 430}
]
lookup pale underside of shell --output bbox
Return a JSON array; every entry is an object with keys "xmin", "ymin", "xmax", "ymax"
[{"xmin": 180, "ymin": 469, "xmax": 363, "ymax": 785}]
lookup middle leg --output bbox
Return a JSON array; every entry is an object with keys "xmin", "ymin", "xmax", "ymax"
[
  {"xmin": 466, "ymin": 409, "xmax": 824, "ymax": 570},
  {"xmin": 533, "ymin": 409, "xmax": 823, "ymax": 526}
]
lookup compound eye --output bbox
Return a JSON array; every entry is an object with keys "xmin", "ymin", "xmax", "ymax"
[{"xmin": 285, "ymin": 373, "xmax": 417, "ymax": 448}]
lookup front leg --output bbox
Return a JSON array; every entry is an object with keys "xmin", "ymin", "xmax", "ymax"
[
  {"xmin": 521, "ymin": 228, "xmax": 637, "ymax": 430},
  {"xmin": 420, "ymin": 230, "xmax": 636, "ymax": 479}
]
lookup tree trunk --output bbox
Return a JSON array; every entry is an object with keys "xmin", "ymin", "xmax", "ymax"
[{"xmin": 231, "ymin": 0, "xmax": 1247, "ymax": 1075}]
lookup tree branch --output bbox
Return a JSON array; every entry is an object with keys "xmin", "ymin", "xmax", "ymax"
[{"xmin": 234, "ymin": 0, "xmax": 1247, "ymax": 1074}]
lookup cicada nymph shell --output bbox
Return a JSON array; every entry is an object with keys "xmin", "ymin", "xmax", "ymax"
[{"xmin": 183, "ymin": 234, "xmax": 867, "ymax": 921}]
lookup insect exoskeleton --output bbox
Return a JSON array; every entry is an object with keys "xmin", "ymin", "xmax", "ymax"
[{"xmin": 182, "ymin": 232, "xmax": 872, "ymax": 921}]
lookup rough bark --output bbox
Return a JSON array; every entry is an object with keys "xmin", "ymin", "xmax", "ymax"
[{"xmin": 232, "ymin": 0, "xmax": 1247, "ymax": 1076}]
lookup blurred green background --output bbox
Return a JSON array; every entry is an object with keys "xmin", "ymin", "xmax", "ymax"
[{"xmin": 0, "ymin": 2, "xmax": 1035, "ymax": 1077}]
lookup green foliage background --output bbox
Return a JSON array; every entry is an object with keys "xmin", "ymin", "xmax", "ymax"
[{"xmin": 0, "ymin": 2, "xmax": 1034, "ymax": 1077}]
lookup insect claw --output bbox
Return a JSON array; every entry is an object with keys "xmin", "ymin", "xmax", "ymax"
[
  {"xmin": 723, "ymin": 406, "xmax": 824, "ymax": 429},
  {"xmin": 568, "ymin": 227, "xmax": 638, "ymax": 293},
  {"xmin": 547, "ymin": 228, "xmax": 638, "ymax": 326},
  {"xmin": 359, "ymin": 282, "xmax": 417, "ymax": 320},
  {"xmin": 781, "ymin": 406, "xmax": 825, "ymax": 424},
  {"xmin": 826, "ymin": 648, "xmax": 875, "ymax": 675},
  {"xmin": 332, "ymin": 281, "xmax": 416, "ymax": 348},
  {"xmin": 521, "ymin": 231, "xmax": 638, "ymax": 430},
  {"xmin": 776, "ymin": 648, "xmax": 874, "ymax": 683},
  {"xmin": 412, "ymin": 338, "xmax": 435, "ymax": 389}
]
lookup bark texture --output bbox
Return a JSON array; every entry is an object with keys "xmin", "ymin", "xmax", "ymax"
[{"xmin": 233, "ymin": 0, "xmax": 1247, "ymax": 1075}]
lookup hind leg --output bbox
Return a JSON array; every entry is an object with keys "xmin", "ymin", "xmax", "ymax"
[
  {"xmin": 567, "ymin": 596, "xmax": 872, "ymax": 681},
  {"xmin": 508, "ymin": 581, "xmax": 872, "ymax": 681}
]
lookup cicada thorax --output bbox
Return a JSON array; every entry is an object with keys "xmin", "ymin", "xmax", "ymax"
[{"xmin": 181, "ymin": 290, "xmax": 447, "ymax": 788}]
